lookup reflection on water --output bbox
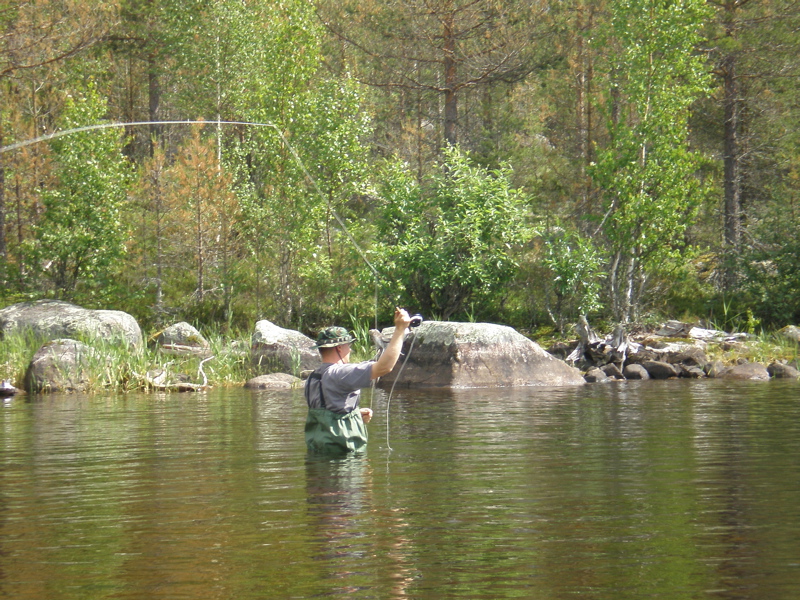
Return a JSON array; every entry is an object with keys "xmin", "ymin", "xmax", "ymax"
[
  {"xmin": 305, "ymin": 454, "xmax": 416, "ymax": 597},
  {"xmin": 1, "ymin": 380, "xmax": 799, "ymax": 599}
]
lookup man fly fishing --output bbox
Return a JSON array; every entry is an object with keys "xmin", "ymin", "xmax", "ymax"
[{"xmin": 304, "ymin": 307, "xmax": 412, "ymax": 454}]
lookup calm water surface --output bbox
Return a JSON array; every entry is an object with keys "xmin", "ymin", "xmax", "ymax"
[{"xmin": 2, "ymin": 379, "xmax": 800, "ymax": 599}]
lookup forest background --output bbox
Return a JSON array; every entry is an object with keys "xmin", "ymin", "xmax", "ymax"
[{"xmin": 1, "ymin": 0, "xmax": 798, "ymax": 342}]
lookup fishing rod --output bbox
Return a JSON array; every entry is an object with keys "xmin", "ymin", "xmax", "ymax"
[
  {"xmin": 1, "ymin": 119, "xmax": 380, "ymax": 280},
  {"xmin": 3, "ymin": 118, "xmax": 421, "ymax": 447}
]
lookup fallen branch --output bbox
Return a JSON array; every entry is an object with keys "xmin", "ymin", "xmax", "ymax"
[{"xmin": 132, "ymin": 355, "xmax": 215, "ymax": 392}]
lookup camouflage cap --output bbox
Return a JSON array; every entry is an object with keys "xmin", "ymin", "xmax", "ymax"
[{"xmin": 313, "ymin": 326, "xmax": 356, "ymax": 349}]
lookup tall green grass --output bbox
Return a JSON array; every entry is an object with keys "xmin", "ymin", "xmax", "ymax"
[
  {"xmin": 348, "ymin": 314, "xmax": 378, "ymax": 362},
  {"xmin": 0, "ymin": 330, "xmax": 47, "ymax": 385},
  {"xmin": 1, "ymin": 328, "xmax": 257, "ymax": 393}
]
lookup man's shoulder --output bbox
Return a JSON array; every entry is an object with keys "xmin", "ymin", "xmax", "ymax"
[
  {"xmin": 327, "ymin": 361, "xmax": 374, "ymax": 377},
  {"xmin": 325, "ymin": 361, "xmax": 375, "ymax": 386}
]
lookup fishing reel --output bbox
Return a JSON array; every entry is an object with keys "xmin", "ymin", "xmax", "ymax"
[{"xmin": 409, "ymin": 314, "xmax": 424, "ymax": 328}]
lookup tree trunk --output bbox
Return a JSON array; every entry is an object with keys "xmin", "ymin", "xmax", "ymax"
[
  {"xmin": 196, "ymin": 185, "xmax": 204, "ymax": 302},
  {"xmin": 148, "ymin": 54, "xmax": 161, "ymax": 151},
  {"xmin": 154, "ymin": 168, "xmax": 164, "ymax": 312},
  {"xmin": 622, "ymin": 252, "xmax": 636, "ymax": 325},
  {"xmin": 416, "ymin": 64, "xmax": 425, "ymax": 183},
  {"xmin": 576, "ymin": 5, "xmax": 587, "ymax": 165},
  {"xmin": 0, "ymin": 119, "xmax": 6, "ymax": 266},
  {"xmin": 609, "ymin": 248, "xmax": 621, "ymax": 320},
  {"xmin": 575, "ymin": 2, "xmax": 595, "ymax": 215},
  {"xmin": 722, "ymin": 52, "xmax": 741, "ymax": 290},
  {"xmin": 443, "ymin": 12, "xmax": 458, "ymax": 147},
  {"xmin": 0, "ymin": 156, "xmax": 6, "ymax": 266}
]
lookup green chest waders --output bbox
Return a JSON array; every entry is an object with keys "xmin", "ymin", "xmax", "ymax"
[{"xmin": 305, "ymin": 367, "xmax": 368, "ymax": 454}]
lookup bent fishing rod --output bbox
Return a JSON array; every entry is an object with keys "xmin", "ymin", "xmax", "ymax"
[
  {"xmin": 3, "ymin": 118, "xmax": 423, "ymax": 447},
  {"xmin": 1, "ymin": 118, "xmax": 389, "ymax": 325},
  {"xmin": 1, "ymin": 119, "xmax": 380, "ymax": 284}
]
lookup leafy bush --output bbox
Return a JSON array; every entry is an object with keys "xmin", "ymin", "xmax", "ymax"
[
  {"xmin": 539, "ymin": 226, "xmax": 606, "ymax": 334},
  {"xmin": 374, "ymin": 146, "xmax": 529, "ymax": 321}
]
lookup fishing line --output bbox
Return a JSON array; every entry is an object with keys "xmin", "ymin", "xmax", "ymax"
[
  {"xmin": 0, "ymin": 119, "xmax": 380, "ymax": 280},
  {"xmin": 383, "ymin": 314, "xmax": 422, "ymax": 452},
  {"xmin": 3, "ymin": 119, "xmax": 418, "ymax": 448}
]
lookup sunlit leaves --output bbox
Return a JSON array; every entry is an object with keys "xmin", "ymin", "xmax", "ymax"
[
  {"xmin": 375, "ymin": 146, "xmax": 528, "ymax": 320},
  {"xmin": 589, "ymin": 0, "xmax": 712, "ymax": 321},
  {"xmin": 34, "ymin": 83, "xmax": 131, "ymax": 299}
]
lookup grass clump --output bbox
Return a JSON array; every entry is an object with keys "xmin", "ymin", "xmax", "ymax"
[
  {"xmin": 0, "ymin": 328, "xmax": 257, "ymax": 393},
  {"xmin": 0, "ymin": 330, "xmax": 47, "ymax": 385},
  {"xmin": 705, "ymin": 330, "xmax": 799, "ymax": 367}
]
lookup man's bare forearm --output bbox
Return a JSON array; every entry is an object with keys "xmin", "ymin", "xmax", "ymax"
[{"xmin": 371, "ymin": 308, "xmax": 411, "ymax": 378}]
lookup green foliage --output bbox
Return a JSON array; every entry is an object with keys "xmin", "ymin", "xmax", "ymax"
[
  {"xmin": 375, "ymin": 146, "xmax": 529, "ymax": 320},
  {"xmin": 224, "ymin": 4, "xmax": 372, "ymax": 327},
  {"xmin": 539, "ymin": 226, "xmax": 606, "ymax": 333},
  {"xmin": 736, "ymin": 86, "xmax": 800, "ymax": 327},
  {"xmin": 654, "ymin": 252, "xmax": 716, "ymax": 321},
  {"xmin": 741, "ymin": 223, "xmax": 800, "ymax": 327},
  {"xmin": 31, "ymin": 83, "xmax": 131, "ymax": 301},
  {"xmin": 589, "ymin": 0, "xmax": 712, "ymax": 322},
  {"xmin": 1, "ymin": 0, "xmax": 798, "ymax": 336}
]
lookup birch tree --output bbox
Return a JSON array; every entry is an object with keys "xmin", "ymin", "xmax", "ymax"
[
  {"xmin": 590, "ymin": 0, "xmax": 712, "ymax": 322},
  {"xmin": 34, "ymin": 84, "xmax": 131, "ymax": 299}
]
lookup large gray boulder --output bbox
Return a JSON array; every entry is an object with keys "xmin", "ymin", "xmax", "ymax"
[
  {"xmin": 376, "ymin": 321, "xmax": 584, "ymax": 389},
  {"xmin": 24, "ymin": 339, "xmax": 99, "ymax": 393},
  {"xmin": 251, "ymin": 320, "xmax": 320, "ymax": 375},
  {"xmin": 0, "ymin": 300, "xmax": 142, "ymax": 347}
]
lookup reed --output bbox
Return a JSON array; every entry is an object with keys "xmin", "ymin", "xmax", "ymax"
[
  {"xmin": 349, "ymin": 314, "xmax": 378, "ymax": 362},
  {"xmin": 0, "ymin": 330, "xmax": 46, "ymax": 385},
  {"xmin": 0, "ymin": 328, "xmax": 258, "ymax": 393}
]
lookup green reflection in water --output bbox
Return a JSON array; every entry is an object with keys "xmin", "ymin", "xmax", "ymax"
[{"xmin": 1, "ymin": 380, "xmax": 800, "ymax": 599}]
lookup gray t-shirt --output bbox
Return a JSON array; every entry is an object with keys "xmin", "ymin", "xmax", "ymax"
[{"xmin": 305, "ymin": 361, "xmax": 375, "ymax": 414}]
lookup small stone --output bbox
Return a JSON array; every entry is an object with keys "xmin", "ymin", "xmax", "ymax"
[
  {"xmin": 584, "ymin": 368, "xmax": 610, "ymax": 383},
  {"xmin": 623, "ymin": 364, "xmax": 650, "ymax": 380},
  {"xmin": 719, "ymin": 362, "xmax": 770, "ymax": 381},
  {"xmin": 642, "ymin": 361, "xmax": 678, "ymax": 379},
  {"xmin": 245, "ymin": 373, "xmax": 302, "ymax": 389},
  {"xmin": 767, "ymin": 362, "xmax": 800, "ymax": 379}
]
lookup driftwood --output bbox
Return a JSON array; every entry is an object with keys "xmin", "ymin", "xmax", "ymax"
[
  {"xmin": 567, "ymin": 317, "xmax": 630, "ymax": 367},
  {"xmin": 156, "ymin": 343, "xmax": 213, "ymax": 358},
  {"xmin": 135, "ymin": 356, "xmax": 215, "ymax": 392},
  {"xmin": 1, "ymin": 380, "xmax": 19, "ymax": 397},
  {"xmin": 566, "ymin": 315, "xmax": 600, "ymax": 362}
]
